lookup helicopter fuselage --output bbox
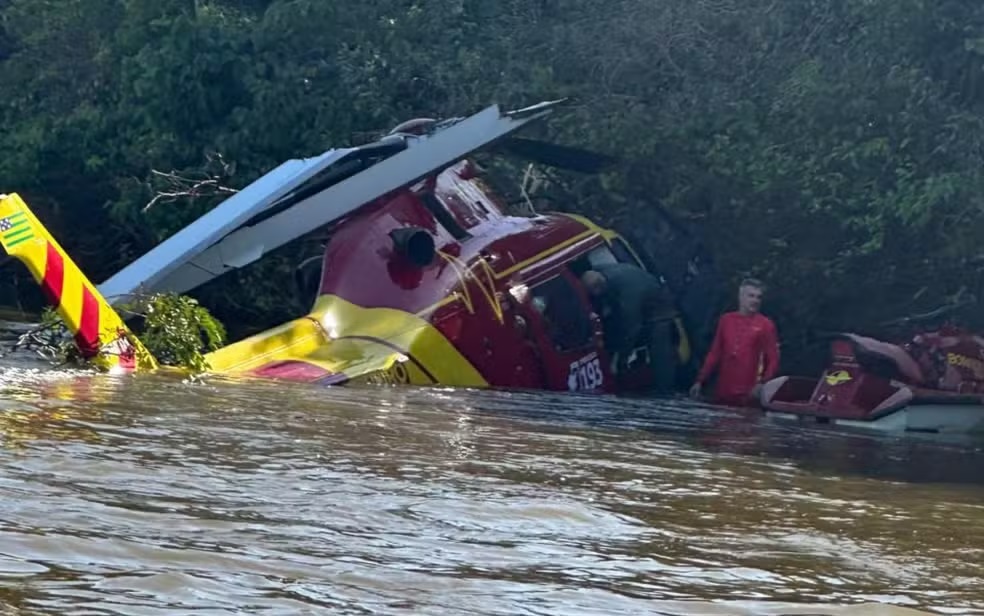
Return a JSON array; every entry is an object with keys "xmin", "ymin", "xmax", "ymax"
[{"xmin": 203, "ymin": 158, "xmax": 688, "ymax": 393}]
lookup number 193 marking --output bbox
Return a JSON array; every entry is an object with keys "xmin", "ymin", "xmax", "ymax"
[{"xmin": 568, "ymin": 352, "xmax": 603, "ymax": 391}]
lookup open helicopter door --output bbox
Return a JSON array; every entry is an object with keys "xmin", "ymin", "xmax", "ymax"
[
  {"xmin": 519, "ymin": 269, "xmax": 614, "ymax": 394},
  {"xmin": 98, "ymin": 100, "xmax": 565, "ymax": 304}
]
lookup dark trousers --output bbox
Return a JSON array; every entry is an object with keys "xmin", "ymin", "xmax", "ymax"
[
  {"xmin": 646, "ymin": 318, "xmax": 677, "ymax": 394},
  {"xmin": 617, "ymin": 317, "xmax": 676, "ymax": 394}
]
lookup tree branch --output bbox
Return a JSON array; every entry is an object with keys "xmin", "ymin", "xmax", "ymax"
[{"xmin": 142, "ymin": 151, "xmax": 240, "ymax": 212}]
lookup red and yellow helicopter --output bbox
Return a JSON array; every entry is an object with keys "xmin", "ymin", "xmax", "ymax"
[{"xmin": 0, "ymin": 100, "xmax": 720, "ymax": 395}]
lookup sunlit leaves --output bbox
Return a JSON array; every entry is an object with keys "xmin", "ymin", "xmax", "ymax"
[
  {"xmin": 13, "ymin": 294, "xmax": 225, "ymax": 375},
  {"xmin": 128, "ymin": 293, "xmax": 226, "ymax": 374}
]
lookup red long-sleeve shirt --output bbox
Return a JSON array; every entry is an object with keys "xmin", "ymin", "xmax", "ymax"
[{"xmin": 697, "ymin": 311, "xmax": 780, "ymax": 406}]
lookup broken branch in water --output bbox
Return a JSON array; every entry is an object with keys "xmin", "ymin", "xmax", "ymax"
[
  {"xmin": 0, "ymin": 291, "xmax": 226, "ymax": 374},
  {"xmin": 142, "ymin": 152, "xmax": 240, "ymax": 212},
  {"xmin": 0, "ymin": 309, "xmax": 78, "ymax": 364}
]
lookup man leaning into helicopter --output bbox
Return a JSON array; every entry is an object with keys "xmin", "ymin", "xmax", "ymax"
[{"xmin": 580, "ymin": 263, "xmax": 679, "ymax": 393}]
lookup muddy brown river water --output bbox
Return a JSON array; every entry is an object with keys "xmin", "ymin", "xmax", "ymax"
[{"xmin": 0, "ymin": 350, "xmax": 981, "ymax": 615}]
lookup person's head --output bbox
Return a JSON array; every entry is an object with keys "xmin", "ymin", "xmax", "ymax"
[
  {"xmin": 581, "ymin": 270, "xmax": 607, "ymax": 297},
  {"xmin": 738, "ymin": 278, "xmax": 765, "ymax": 315}
]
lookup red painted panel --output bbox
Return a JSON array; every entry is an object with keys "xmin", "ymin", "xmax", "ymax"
[
  {"xmin": 41, "ymin": 243, "xmax": 65, "ymax": 307},
  {"xmin": 318, "ymin": 176, "xmax": 593, "ymax": 316},
  {"xmin": 74, "ymin": 287, "xmax": 101, "ymax": 358},
  {"xmin": 249, "ymin": 360, "xmax": 333, "ymax": 382},
  {"xmin": 314, "ymin": 164, "xmax": 605, "ymax": 390},
  {"xmin": 515, "ymin": 269, "xmax": 614, "ymax": 393}
]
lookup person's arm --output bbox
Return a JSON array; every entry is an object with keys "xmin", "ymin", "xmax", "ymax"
[
  {"xmin": 696, "ymin": 317, "xmax": 725, "ymax": 384},
  {"xmin": 759, "ymin": 319, "xmax": 780, "ymax": 382}
]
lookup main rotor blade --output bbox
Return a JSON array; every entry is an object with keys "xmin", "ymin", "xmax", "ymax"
[
  {"xmin": 497, "ymin": 136, "xmax": 618, "ymax": 173},
  {"xmin": 98, "ymin": 100, "xmax": 566, "ymax": 303}
]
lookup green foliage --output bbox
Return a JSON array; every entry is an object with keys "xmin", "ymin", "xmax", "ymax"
[
  {"xmin": 8, "ymin": 294, "xmax": 225, "ymax": 374},
  {"xmin": 123, "ymin": 293, "xmax": 227, "ymax": 374},
  {"xmin": 2, "ymin": 0, "xmax": 984, "ymax": 371}
]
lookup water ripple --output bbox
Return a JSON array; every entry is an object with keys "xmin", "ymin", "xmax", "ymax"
[{"xmin": 0, "ymin": 363, "xmax": 979, "ymax": 614}]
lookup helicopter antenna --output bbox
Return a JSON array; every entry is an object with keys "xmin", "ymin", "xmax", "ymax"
[{"xmin": 519, "ymin": 163, "xmax": 539, "ymax": 216}]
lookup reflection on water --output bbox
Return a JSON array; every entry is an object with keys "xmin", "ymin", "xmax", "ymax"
[{"xmin": 0, "ymin": 352, "xmax": 981, "ymax": 615}]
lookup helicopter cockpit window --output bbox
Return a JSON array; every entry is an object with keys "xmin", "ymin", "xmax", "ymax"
[
  {"xmin": 587, "ymin": 245, "xmax": 617, "ymax": 268},
  {"xmin": 530, "ymin": 275, "xmax": 593, "ymax": 352},
  {"xmin": 567, "ymin": 244, "xmax": 615, "ymax": 278},
  {"xmin": 609, "ymin": 238, "xmax": 642, "ymax": 267},
  {"xmin": 421, "ymin": 192, "xmax": 470, "ymax": 240}
]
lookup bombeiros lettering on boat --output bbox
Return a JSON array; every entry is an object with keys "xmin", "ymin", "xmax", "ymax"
[
  {"xmin": 946, "ymin": 352, "xmax": 984, "ymax": 379},
  {"xmin": 824, "ymin": 370, "xmax": 852, "ymax": 386}
]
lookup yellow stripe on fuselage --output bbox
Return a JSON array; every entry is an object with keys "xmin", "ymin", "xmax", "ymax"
[{"xmin": 204, "ymin": 294, "xmax": 487, "ymax": 387}]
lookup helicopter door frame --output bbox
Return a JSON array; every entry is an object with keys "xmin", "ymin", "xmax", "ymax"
[
  {"xmin": 517, "ymin": 268, "xmax": 614, "ymax": 393},
  {"xmin": 564, "ymin": 237, "xmax": 684, "ymax": 393}
]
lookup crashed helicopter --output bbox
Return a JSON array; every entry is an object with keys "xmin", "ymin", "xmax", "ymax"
[{"xmin": 0, "ymin": 100, "xmax": 720, "ymax": 394}]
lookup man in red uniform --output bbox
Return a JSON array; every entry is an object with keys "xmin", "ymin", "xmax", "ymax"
[{"xmin": 689, "ymin": 278, "xmax": 780, "ymax": 406}]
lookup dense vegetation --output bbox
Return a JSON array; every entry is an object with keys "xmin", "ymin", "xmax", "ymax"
[{"xmin": 2, "ymin": 0, "xmax": 983, "ymax": 371}]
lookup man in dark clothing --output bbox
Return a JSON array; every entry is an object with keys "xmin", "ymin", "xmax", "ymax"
[{"xmin": 580, "ymin": 262, "xmax": 679, "ymax": 393}]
